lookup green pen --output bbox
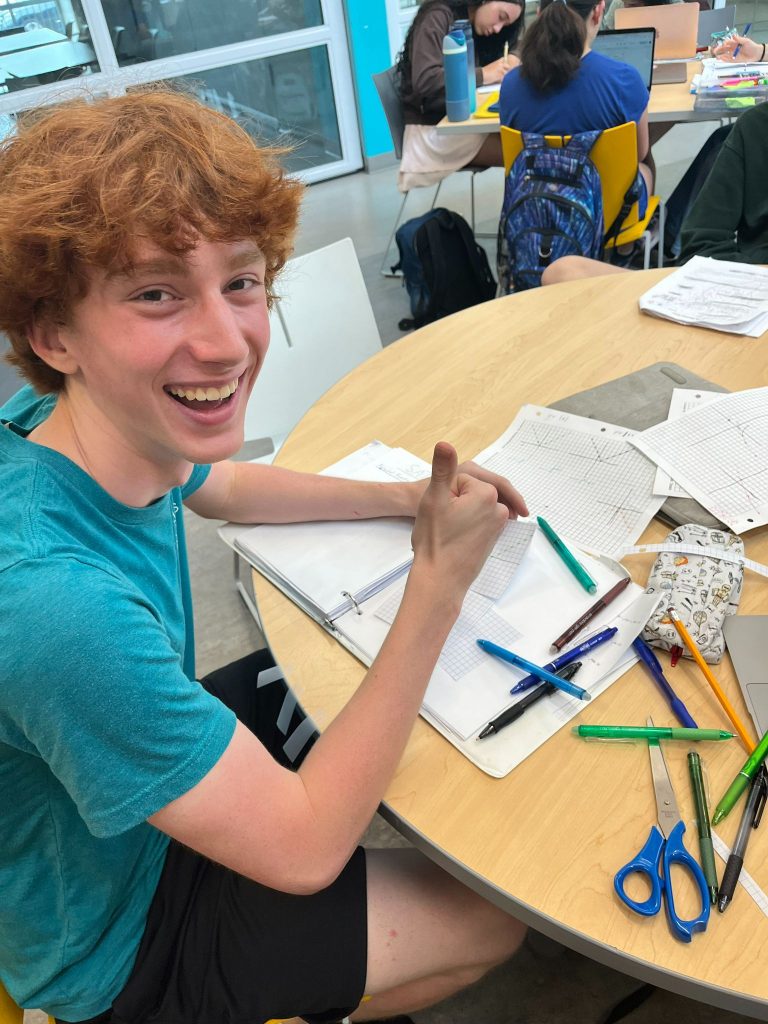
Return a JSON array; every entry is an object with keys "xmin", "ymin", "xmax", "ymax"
[
  {"xmin": 572, "ymin": 725, "xmax": 735, "ymax": 741},
  {"xmin": 687, "ymin": 751, "xmax": 719, "ymax": 906},
  {"xmin": 712, "ymin": 725, "xmax": 768, "ymax": 825},
  {"xmin": 536, "ymin": 515, "xmax": 597, "ymax": 594}
]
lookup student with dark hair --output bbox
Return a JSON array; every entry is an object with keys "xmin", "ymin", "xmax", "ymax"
[
  {"xmin": 499, "ymin": 0, "xmax": 652, "ymax": 209},
  {"xmin": 395, "ymin": 0, "xmax": 524, "ymax": 189}
]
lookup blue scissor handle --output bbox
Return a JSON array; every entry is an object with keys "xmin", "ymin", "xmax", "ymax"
[
  {"xmin": 660, "ymin": 820, "xmax": 710, "ymax": 943},
  {"xmin": 614, "ymin": 824, "xmax": 664, "ymax": 917}
]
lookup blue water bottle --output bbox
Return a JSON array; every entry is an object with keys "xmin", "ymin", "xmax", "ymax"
[
  {"xmin": 443, "ymin": 33, "xmax": 470, "ymax": 122},
  {"xmin": 452, "ymin": 19, "xmax": 476, "ymax": 113}
]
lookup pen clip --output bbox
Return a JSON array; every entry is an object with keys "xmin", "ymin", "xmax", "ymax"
[{"xmin": 751, "ymin": 767, "xmax": 768, "ymax": 829}]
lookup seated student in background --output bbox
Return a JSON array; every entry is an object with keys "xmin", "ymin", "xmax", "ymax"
[
  {"xmin": 540, "ymin": 99, "xmax": 768, "ymax": 284},
  {"xmin": 396, "ymin": 0, "xmax": 523, "ymax": 190},
  {"xmin": 0, "ymin": 89, "xmax": 529, "ymax": 1024},
  {"xmin": 602, "ymin": 0, "xmax": 683, "ymax": 31},
  {"xmin": 499, "ymin": 0, "xmax": 653, "ymax": 208}
]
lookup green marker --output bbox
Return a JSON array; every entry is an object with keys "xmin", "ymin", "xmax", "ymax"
[
  {"xmin": 712, "ymin": 725, "xmax": 768, "ymax": 825},
  {"xmin": 572, "ymin": 725, "xmax": 735, "ymax": 742},
  {"xmin": 687, "ymin": 751, "xmax": 719, "ymax": 906},
  {"xmin": 537, "ymin": 515, "xmax": 597, "ymax": 593}
]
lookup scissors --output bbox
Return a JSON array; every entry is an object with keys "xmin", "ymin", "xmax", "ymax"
[{"xmin": 614, "ymin": 717, "xmax": 710, "ymax": 942}]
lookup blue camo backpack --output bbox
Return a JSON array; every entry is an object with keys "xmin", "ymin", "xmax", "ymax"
[{"xmin": 497, "ymin": 129, "xmax": 607, "ymax": 293}]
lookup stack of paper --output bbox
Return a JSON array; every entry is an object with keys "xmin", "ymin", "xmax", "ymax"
[{"xmin": 639, "ymin": 256, "xmax": 768, "ymax": 337}]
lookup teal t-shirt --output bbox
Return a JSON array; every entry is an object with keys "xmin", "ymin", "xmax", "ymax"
[{"xmin": 0, "ymin": 387, "xmax": 237, "ymax": 1019}]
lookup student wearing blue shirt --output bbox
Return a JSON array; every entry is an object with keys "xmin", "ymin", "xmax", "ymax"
[
  {"xmin": 499, "ymin": 0, "xmax": 653, "ymax": 213},
  {"xmin": 0, "ymin": 91, "xmax": 528, "ymax": 1024}
]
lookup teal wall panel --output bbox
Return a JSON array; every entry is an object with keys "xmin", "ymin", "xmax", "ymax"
[{"xmin": 344, "ymin": 0, "xmax": 394, "ymax": 159}]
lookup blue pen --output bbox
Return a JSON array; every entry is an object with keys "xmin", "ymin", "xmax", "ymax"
[
  {"xmin": 632, "ymin": 636, "xmax": 698, "ymax": 728},
  {"xmin": 733, "ymin": 23, "xmax": 752, "ymax": 58},
  {"xmin": 509, "ymin": 626, "xmax": 618, "ymax": 695},
  {"xmin": 477, "ymin": 639, "xmax": 592, "ymax": 700}
]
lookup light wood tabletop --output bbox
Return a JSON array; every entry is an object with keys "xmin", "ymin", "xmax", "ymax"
[
  {"xmin": 438, "ymin": 61, "xmax": 702, "ymax": 133},
  {"xmin": 254, "ymin": 268, "xmax": 768, "ymax": 1020}
]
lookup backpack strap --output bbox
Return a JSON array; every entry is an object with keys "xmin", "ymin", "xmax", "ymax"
[{"xmin": 604, "ymin": 170, "xmax": 645, "ymax": 258}]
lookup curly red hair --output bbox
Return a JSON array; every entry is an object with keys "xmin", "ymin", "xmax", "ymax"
[{"xmin": 0, "ymin": 87, "xmax": 304, "ymax": 392}]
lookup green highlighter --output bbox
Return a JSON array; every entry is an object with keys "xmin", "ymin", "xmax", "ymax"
[{"xmin": 573, "ymin": 725, "xmax": 735, "ymax": 742}]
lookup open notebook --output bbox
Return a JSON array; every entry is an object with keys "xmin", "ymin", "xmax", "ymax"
[{"xmin": 221, "ymin": 437, "xmax": 659, "ymax": 776}]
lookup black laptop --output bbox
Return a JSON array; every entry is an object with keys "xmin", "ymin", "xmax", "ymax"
[{"xmin": 593, "ymin": 28, "xmax": 657, "ymax": 91}]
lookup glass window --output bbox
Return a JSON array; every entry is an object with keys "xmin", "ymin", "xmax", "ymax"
[
  {"xmin": 146, "ymin": 45, "xmax": 341, "ymax": 172},
  {"xmin": 103, "ymin": 0, "xmax": 323, "ymax": 66},
  {"xmin": 0, "ymin": 0, "xmax": 96, "ymax": 94}
]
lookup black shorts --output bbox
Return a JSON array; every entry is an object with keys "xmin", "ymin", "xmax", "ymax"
[{"xmin": 59, "ymin": 650, "xmax": 368, "ymax": 1024}]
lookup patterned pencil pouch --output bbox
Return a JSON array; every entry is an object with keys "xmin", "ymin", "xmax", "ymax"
[{"xmin": 641, "ymin": 524, "xmax": 744, "ymax": 664}]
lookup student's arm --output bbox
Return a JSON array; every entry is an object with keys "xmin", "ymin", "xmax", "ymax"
[
  {"xmin": 184, "ymin": 456, "xmax": 527, "ymax": 525},
  {"xmin": 679, "ymin": 130, "xmax": 746, "ymax": 263},
  {"xmin": 151, "ymin": 444, "xmax": 512, "ymax": 894},
  {"xmin": 713, "ymin": 34, "xmax": 765, "ymax": 63},
  {"xmin": 636, "ymin": 107, "xmax": 650, "ymax": 163}
]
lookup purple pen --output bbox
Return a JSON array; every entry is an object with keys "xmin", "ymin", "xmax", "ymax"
[{"xmin": 509, "ymin": 626, "xmax": 618, "ymax": 694}]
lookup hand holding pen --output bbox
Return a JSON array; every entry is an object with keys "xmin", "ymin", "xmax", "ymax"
[
  {"xmin": 718, "ymin": 766, "xmax": 767, "ymax": 912},
  {"xmin": 632, "ymin": 636, "xmax": 697, "ymax": 729}
]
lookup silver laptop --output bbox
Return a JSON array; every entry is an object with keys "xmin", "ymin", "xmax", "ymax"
[
  {"xmin": 697, "ymin": 5, "xmax": 736, "ymax": 49},
  {"xmin": 723, "ymin": 616, "xmax": 768, "ymax": 737},
  {"xmin": 593, "ymin": 28, "xmax": 656, "ymax": 91}
]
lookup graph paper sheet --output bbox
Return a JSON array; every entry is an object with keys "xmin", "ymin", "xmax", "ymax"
[
  {"xmin": 632, "ymin": 387, "xmax": 768, "ymax": 534},
  {"xmin": 474, "ymin": 406, "xmax": 664, "ymax": 556},
  {"xmin": 653, "ymin": 388, "xmax": 723, "ymax": 498}
]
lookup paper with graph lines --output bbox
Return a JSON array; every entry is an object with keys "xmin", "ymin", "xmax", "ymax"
[
  {"xmin": 632, "ymin": 387, "xmax": 768, "ymax": 534},
  {"xmin": 474, "ymin": 405, "xmax": 664, "ymax": 556}
]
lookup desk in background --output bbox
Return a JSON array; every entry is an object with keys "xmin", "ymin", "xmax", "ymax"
[
  {"xmin": 0, "ymin": 39, "xmax": 96, "ymax": 80},
  {"xmin": 438, "ymin": 62, "xmax": 703, "ymax": 133},
  {"xmin": 0, "ymin": 27, "xmax": 65, "ymax": 55},
  {"xmin": 254, "ymin": 268, "xmax": 768, "ymax": 1022}
]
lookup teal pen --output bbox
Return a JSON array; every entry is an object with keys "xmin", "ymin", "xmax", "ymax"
[
  {"xmin": 712, "ymin": 724, "xmax": 768, "ymax": 825},
  {"xmin": 477, "ymin": 639, "xmax": 592, "ymax": 700},
  {"xmin": 536, "ymin": 515, "xmax": 597, "ymax": 593}
]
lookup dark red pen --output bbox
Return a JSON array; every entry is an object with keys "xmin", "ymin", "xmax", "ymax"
[{"xmin": 551, "ymin": 576, "xmax": 631, "ymax": 651}]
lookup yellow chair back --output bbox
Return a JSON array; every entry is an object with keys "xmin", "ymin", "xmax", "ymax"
[
  {"xmin": 1, "ymin": 981, "xmax": 54, "ymax": 1024},
  {"xmin": 500, "ymin": 122, "xmax": 646, "ymax": 233},
  {"xmin": 0, "ymin": 983, "xmax": 22, "ymax": 1024}
]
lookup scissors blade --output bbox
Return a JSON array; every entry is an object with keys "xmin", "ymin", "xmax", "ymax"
[{"xmin": 646, "ymin": 716, "xmax": 681, "ymax": 839}]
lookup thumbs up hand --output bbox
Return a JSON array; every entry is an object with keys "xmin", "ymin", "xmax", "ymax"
[{"xmin": 411, "ymin": 442, "xmax": 511, "ymax": 598}]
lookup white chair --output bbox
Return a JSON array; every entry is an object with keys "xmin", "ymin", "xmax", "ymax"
[
  {"xmin": 242, "ymin": 236, "xmax": 381, "ymax": 459},
  {"xmin": 232, "ymin": 237, "xmax": 382, "ymax": 623}
]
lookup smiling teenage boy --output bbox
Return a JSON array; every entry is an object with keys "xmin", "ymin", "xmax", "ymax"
[{"xmin": 0, "ymin": 91, "xmax": 528, "ymax": 1024}]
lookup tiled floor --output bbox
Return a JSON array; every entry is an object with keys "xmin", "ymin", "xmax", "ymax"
[{"xmin": 12, "ymin": 118, "xmax": 766, "ymax": 1024}]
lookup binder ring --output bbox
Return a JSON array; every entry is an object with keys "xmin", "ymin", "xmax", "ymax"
[{"xmin": 340, "ymin": 590, "xmax": 363, "ymax": 615}]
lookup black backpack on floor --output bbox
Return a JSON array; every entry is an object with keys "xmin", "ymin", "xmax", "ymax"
[{"xmin": 393, "ymin": 207, "xmax": 497, "ymax": 331}]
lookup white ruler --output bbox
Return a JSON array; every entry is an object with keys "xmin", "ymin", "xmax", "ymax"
[{"xmin": 618, "ymin": 542, "xmax": 768, "ymax": 579}]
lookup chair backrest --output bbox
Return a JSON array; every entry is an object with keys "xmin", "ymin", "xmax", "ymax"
[
  {"xmin": 242, "ymin": 237, "xmax": 382, "ymax": 449},
  {"xmin": 500, "ymin": 123, "xmax": 642, "ymax": 231},
  {"xmin": 0, "ymin": 983, "xmax": 21, "ymax": 1024},
  {"xmin": 372, "ymin": 66, "xmax": 405, "ymax": 160},
  {"xmin": 0, "ymin": 982, "xmax": 54, "ymax": 1024}
]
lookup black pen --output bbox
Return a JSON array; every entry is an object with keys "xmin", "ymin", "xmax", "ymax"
[
  {"xmin": 718, "ymin": 765, "xmax": 768, "ymax": 913},
  {"xmin": 477, "ymin": 662, "xmax": 582, "ymax": 740}
]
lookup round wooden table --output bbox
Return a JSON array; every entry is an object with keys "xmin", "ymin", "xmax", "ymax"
[{"xmin": 256, "ymin": 269, "xmax": 768, "ymax": 1020}]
